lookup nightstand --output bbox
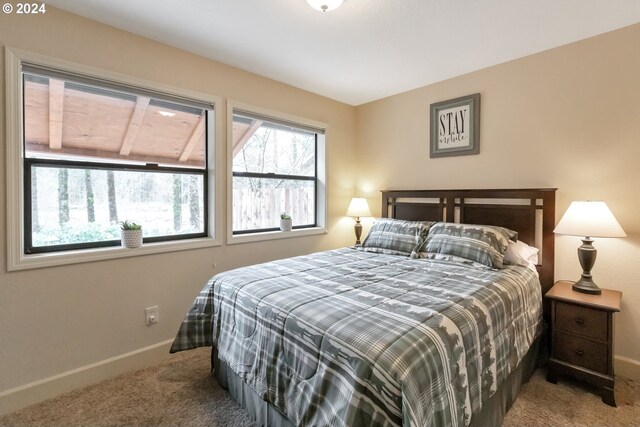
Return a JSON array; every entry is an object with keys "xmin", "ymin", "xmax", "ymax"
[{"xmin": 545, "ymin": 280, "xmax": 622, "ymax": 406}]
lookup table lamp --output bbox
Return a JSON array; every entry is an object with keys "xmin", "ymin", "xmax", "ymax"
[
  {"xmin": 554, "ymin": 201, "xmax": 626, "ymax": 294},
  {"xmin": 346, "ymin": 197, "xmax": 371, "ymax": 245}
]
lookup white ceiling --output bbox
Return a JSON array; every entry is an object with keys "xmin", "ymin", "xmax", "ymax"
[{"xmin": 46, "ymin": 0, "xmax": 640, "ymax": 106}]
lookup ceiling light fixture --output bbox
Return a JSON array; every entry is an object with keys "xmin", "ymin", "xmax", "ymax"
[
  {"xmin": 159, "ymin": 111, "xmax": 176, "ymax": 117},
  {"xmin": 306, "ymin": 0, "xmax": 343, "ymax": 12}
]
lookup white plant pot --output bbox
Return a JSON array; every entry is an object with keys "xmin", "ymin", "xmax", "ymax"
[
  {"xmin": 121, "ymin": 229, "xmax": 143, "ymax": 248},
  {"xmin": 280, "ymin": 218, "xmax": 292, "ymax": 232}
]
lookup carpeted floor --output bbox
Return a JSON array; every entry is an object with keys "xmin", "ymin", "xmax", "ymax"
[{"xmin": 1, "ymin": 347, "xmax": 638, "ymax": 426}]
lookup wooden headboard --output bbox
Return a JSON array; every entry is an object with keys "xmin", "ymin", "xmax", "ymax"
[{"xmin": 381, "ymin": 188, "xmax": 557, "ymax": 296}]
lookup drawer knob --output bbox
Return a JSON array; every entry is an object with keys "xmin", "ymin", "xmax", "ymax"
[
  {"xmin": 575, "ymin": 349, "xmax": 585, "ymax": 356},
  {"xmin": 574, "ymin": 317, "xmax": 584, "ymax": 325}
]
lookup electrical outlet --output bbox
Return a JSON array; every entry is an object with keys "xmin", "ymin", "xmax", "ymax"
[{"xmin": 145, "ymin": 306, "xmax": 159, "ymax": 326}]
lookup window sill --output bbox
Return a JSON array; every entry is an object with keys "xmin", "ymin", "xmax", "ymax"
[
  {"xmin": 8, "ymin": 237, "xmax": 221, "ymax": 271},
  {"xmin": 227, "ymin": 227, "xmax": 327, "ymax": 245}
]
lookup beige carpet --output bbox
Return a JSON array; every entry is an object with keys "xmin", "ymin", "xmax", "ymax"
[{"xmin": 1, "ymin": 347, "xmax": 638, "ymax": 427}]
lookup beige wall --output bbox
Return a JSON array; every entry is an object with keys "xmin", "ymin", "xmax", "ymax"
[
  {"xmin": 0, "ymin": 7, "xmax": 356, "ymax": 405},
  {"xmin": 356, "ymin": 24, "xmax": 640, "ymax": 372}
]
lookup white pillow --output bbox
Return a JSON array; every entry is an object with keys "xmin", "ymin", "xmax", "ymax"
[{"xmin": 504, "ymin": 240, "xmax": 539, "ymax": 267}]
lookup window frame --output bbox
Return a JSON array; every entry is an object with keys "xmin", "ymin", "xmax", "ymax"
[
  {"xmin": 24, "ymin": 158, "xmax": 209, "ymax": 253},
  {"xmin": 6, "ymin": 47, "xmax": 222, "ymax": 271},
  {"xmin": 227, "ymin": 101, "xmax": 327, "ymax": 244}
]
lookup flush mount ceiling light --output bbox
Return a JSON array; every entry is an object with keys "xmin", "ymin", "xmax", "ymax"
[
  {"xmin": 306, "ymin": 0, "xmax": 343, "ymax": 12},
  {"xmin": 158, "ymin": 111, "xmax": 176, "ymax": 117}
]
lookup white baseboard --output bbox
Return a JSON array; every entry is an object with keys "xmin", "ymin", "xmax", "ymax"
[
  {"xmin": 0, "ymin": 339, "xmax": 174, "ymax": 416},
  {"xmin": 615, "ymin": 355, "xmax": 640, "ymax": 382},
  {"xmin": 1, "ymin": 343, "xmax": 636, "ymax": 417}
]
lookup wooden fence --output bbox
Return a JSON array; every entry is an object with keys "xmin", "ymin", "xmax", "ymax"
[{"xmin": 233, "ymin": 187, "xmax": 314, "ymax": 231}]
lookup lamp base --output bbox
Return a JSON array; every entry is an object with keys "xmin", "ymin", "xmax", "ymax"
[
  {"xmin": 354, "ymin": 219, "xmax": 362, "ymax": 246},
  {"xmin": 572, "ymin": 237, "xmax": 601, "ymax": 295},
  {"xmin": 572, "ymin": 276, "xmax": 602, "ymax": 295}
]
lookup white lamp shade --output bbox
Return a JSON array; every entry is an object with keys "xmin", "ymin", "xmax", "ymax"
[
  {"xmin": 306, "ymin": 0, "xmax": 343, "ymax": 12},
  {"xmin": 346, "ymin": 198, "xmax": 371, "ymax": 217},
  {"xmin": 554, "ymin": 201, "xmax": 626, "ymax": 238}
]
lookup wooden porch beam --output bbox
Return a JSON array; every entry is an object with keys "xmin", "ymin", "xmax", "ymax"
[
  {"xmin": 119, "ymin": 96, "xmax": 150, "ymax": 156},
  {"xmin": 48, "ymin": 79, "xmax": 65, "ymax": 150},
  {"xmin": 233, "ymin": 119, "xmax": 263, "ymax": 157},
  {"xmin": 179, "ymin": 114, "xmax": 206, "ymax": 162},
  {"xmin": 26, "ymin": 142, "xmax": 203, "ymax": 168}
]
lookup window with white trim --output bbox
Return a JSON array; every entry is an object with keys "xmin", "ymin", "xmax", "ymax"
[
  {"xmin": 21, "ymin": 66, "xmax": 212, "ymax": 253},
  {"xmin": 231, "ymin": 110, "xmax": 325, "ymax": 235}
]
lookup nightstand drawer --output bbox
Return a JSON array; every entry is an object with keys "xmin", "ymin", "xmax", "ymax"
[
  {"xmin": 555, "ymin": 301, "xmax": 608, "ymax": 341},
  {"xmin": 554, "ymin": 331, "xmax": 608, "ymax": 374}
]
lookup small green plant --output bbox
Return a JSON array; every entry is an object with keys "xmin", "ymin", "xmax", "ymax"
[
  {"xmin": 119, "ymin": 220, "xmax": 142, "ymax": 231},
  {"xmin": 280, "ymin": 212, "xmax": 291, "ymax": 220}
]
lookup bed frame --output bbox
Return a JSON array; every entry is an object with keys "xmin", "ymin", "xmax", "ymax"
[
  {"xmin": 381, "ymin": 188, "xmax": 557, "ymax": 297},
  {"xmin": 215, "ymin": 188, "xmax": 558, "ymax": 427}
]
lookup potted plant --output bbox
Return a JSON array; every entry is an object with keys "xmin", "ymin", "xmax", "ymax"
[
  {"xmin": 119, "ymin": 220, "xmax": 143, "ymax": 248},
  {"xmin": 280, "ymin": 213, "xmax": 292, "ymax": 232}
]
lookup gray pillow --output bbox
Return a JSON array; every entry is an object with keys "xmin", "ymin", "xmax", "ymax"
[
  {"xmin": 416, "ymin": 222, "xmax": 518, "ymax": 268},
  {"xmin": 359, "ymin": 218, "xmax": 433, "ymax": 256}
]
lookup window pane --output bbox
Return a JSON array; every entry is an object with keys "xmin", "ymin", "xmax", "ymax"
[
  {"xmin": 30, "ymin": 165, "xmax": 205, "ymax": 249},
  {"xmin": 233, "ymin": 177, "xmax": 315, "ymax": 232},
  {"xmin": 23, "ymin": 73, "xmax": 206, "ymax": 168},
  {"xmin": 232, "ymin": 115, "xmax": 315, "ymax": 177}
]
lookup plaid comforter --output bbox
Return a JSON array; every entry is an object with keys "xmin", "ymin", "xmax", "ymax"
[{"xmin": 171, "ymin": 248, "xmax": 542, "ymax": 427}]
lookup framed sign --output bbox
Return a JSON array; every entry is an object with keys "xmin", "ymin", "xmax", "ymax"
[{"xmin": 430, "ymin": 93, "xmax": 480, "ymax": 158}]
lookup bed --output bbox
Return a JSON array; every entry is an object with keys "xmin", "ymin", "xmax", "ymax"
[{"xmin": 171, "ymin": 188, "xmax": 556, "ymax": 427}]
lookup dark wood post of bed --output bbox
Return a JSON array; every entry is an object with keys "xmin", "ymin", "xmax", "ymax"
[{"xmin": 380, "ymin": 188, "xmax": 556, "ymax": 314}]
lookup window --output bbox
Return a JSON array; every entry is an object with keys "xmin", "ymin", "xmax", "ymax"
[
  {"xmin": 231, "ymin": 110, "xmax": 325, "ymax": 235},
  {"xmin": 22, "ymin": 69, "xmax": 211, "ymax": 253},
  {"xmin": 8, "ymin": 53, "xmax": 217, "ymax": 262}
]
